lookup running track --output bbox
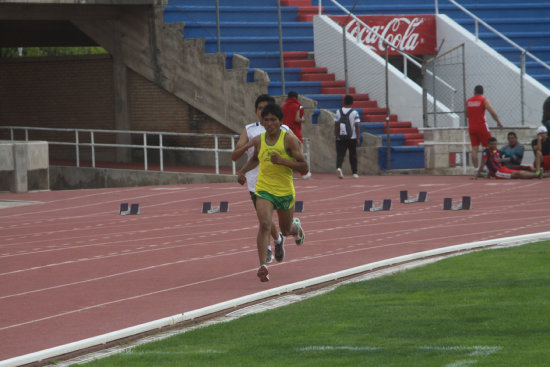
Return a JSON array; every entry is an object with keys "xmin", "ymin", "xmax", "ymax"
[{"xmin": 1, "ymin": 174, "xmax": 549, "ymax": 364}]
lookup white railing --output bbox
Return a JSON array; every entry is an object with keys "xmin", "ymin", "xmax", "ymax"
[
  {"xmin": 1, "ymin": 126, "xmax": 239, "ymax": 175},
  {"xmin": 446, "ymin": 0, "xmax": 550, "ymax": 74},
  {"xmin": 1, "ymin": 126, "xmax": 312, "ymax": 176}
]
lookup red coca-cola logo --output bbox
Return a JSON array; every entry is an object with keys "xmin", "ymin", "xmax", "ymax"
[{"xmin": 331, "ymin": 15, "xmax": 437, "ymax": 55}]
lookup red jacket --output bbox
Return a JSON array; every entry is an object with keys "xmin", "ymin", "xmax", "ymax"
[{"xmin": 282, "ymin": 97, "xmax": 305, "ymax": 142}]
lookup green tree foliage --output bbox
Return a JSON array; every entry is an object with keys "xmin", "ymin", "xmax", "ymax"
[{"xmin": 1, "ymin": 47, "xmax": 107, "ymax": 58}]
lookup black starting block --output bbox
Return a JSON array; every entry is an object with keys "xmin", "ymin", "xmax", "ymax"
[
  {"xmin": 120, "ymin": 203, "xmax": 140, "ymax": 215},
  {"xmin": 202, "ymin": 201, "xmax": 230, "ymax": 214},
  {"xmin": 364, "ymin": 199, "xmax": 392, "ymax": 212},
  {"xmin": 443, "ymin": 196, "xmax": 471, "ymax": 210},
  {"xmin": 294, "ymin": 200, "xmax": 304, "ymax": 213},
  {"xmin": 400, "ymin": 190, "xmax": 428, "ymax": 204}
]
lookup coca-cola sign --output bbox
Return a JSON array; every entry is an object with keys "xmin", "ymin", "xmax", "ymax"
[{"xmin": 331, "ymin": 15, "xmax": 437, "ymax": 55}]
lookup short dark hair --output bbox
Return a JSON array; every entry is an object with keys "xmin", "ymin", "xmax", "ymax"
[
  {"xmin": 261, "ymin": 103, "xmax": 283, "ymax": 121},
  {"xmin": 343, "ymin": 95, "xmax": 354, "ymax": 106},
  {"xmin": 488, "ymin": 136, "xmax": 497, "ymax": 143},
  {"xmin": 255, "ymin": 94, "xmax": 275, "ymax": 110},
  {"xmin": 288, "ymin": 91, "xmax": 298, "ymax": 98},
  {"xmin": 507, "ymin": 131, "xmax": 517, "ymax": 138},
  {"xmin": 474, "ymin": 85, "xmax": 484, "ymax": 95}
]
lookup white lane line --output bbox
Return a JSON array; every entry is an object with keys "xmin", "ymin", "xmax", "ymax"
[{"xmin": 0, "ymin": 248, "xmax": 256, "ymax": 301}]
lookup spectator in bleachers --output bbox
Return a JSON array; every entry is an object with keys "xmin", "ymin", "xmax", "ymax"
[
  {"xmin": 542, "ymin": 96, "xmax": 550, "ymax": 132},
  {"xmin": 499, "ymin": 131, "xmax": 524, "ymax": 169},
  {"xmin": 466, "ymin": 85, "xmax": 503, "ymax": 172},
  {"xmin": 532, "ymin": 125, "xmax": 550, "ymax": 173}
]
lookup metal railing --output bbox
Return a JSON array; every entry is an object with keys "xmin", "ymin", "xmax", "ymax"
[
  {"xmin": 1, "ymin": 126, "xmax": 312, "ymax": 176},
  {"xmin": 442, "ymin": 0, "xmax": 550, "ymax": 124},
  {"xmin": 1, "ymin": 126, "xmax": 239, "ymax": 175}
]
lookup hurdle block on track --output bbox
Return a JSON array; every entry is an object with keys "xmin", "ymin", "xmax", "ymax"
[
  {"xmin": 363, "ymin": 199, "xmax": 392, "ymax": 212},
  {"xmin": 202, "ymin": 201, "xmax": 230, "ymax": 214},
  {"xmin": 129, "ymin": 203, "xmax": 140, "ymax": 215},
  {"xmin": 202, "ymin": 202, "xmax": 212, "ymax": 214},
  {"xmin": 120, "ymin": 203, "xmax": 130, "ymax": 215},
  {"xmin": 294, "ymin": 200, "xmax": 304, "ymax": 213},
  {"xmin": 443, "ymin": 196, "xmax": 471, "ymax": 210},
  {"xmin": 120, "ymin": 203, "xmax": 140, "ymax": 215},
  {"xmin": 400, "ymin": 190, "xmax": 428, "ymax": 204}
]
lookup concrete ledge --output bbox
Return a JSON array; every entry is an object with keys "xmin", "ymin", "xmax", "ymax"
[
  {"xmin": 0, "ymin": 140, "xmax": 49, "ymax": 193},
  {"xmin": 50, "ymin": 166, "xmax": 236, "ymax": 190}
]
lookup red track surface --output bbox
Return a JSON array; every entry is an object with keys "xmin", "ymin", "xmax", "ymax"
[{"xmin": 1, "ymin": 174, "xmax": 549, "ymax": 362}]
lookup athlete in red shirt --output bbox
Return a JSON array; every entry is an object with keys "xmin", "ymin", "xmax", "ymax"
[
  {"xmin": 476, "ymin": 137, "xmax": 542, "ymax": 179},
  {"xmin": 466, "ymin": 85, "xmax": 503, "ymax": 171},
  {"xmin": 282, "ymin": 91, "xmax": 310, "ymax": 179}
]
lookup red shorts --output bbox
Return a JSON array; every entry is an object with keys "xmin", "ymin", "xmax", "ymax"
[
  {"xmin": 540, "ymin": 155, "xmax": 550, "ymax": 170},
  {"xmin": 494, "ymin": 166, "xmax": 519, "ymax": 179},
  {"xmin": 469, "ymin": 128, "xmax": 491, "ymax": 147}
]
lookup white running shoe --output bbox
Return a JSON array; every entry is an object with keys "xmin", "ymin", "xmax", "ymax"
[
  {"xmin": 302, "ymin": 172, "xmax": 312, "ymax": 180},
  {"xmin": 353, "ymin": 174, "xmax": 359, "ymax": 178},
  {"xmin": 337, "ymin": 168, "xmax": 344, "ymax": 179},
  {"xmin": 293, "ymin": 218, "xmax": 305, "ymax": 245}
]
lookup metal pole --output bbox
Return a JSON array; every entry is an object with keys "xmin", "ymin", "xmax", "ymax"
[
  {"xmin": 214, "ymin": 136, "xmax": 219, "ymax": 175},
  {"xmin": 342, "ymin": 22, "xmax": 349, "ymax": 94},
  {"xmin": 75, "ymin": 130, "xmax": 80, "ymax": 167},
  {"xmin": 143, "ymin": 133, "xmax": 148, "ymax": 171},
  {"xmin": 159, "ymin": 133, "xmax": 164, "ymax": 172},
  {"xmin": 435, "ymin": 0, "xmax": 439, "ymax": 14},
  {"xmin": 318, "ymin": 0, "xmax": 322, "ymax": 15},
  {"xmin": 520, "ymin": 52, "xmax": 525, "ymax": 125},
  {"xmin": 385, "ymin": 44, "xmax": 391, "ymax": 171},
  {"xmin": 433, "ymin": 58, "xmax": 437, "ymax": 127},
  {"xmin": 216, "ymin": 0, "xmax": 221, "ymax": 53},
  {"xmin": 231, "ymin": 136, "xmax": 236, "ymax": 175},
  {"xmin": 462, "ymin": 44, "xmax": 467, "ymax": 127},
  {"xmin": 91, "ymin": 131, "xmax": 96, "ymax": 168},
  {"xmin": 277, "ymin": 0, "xmax": 286, "ymax": 96}
]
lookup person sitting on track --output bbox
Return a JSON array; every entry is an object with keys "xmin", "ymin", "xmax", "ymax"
[
  {"xmin": 532, "ymin": 125, "xmax": 550, "ymax": 174},
  {"xmin": 499, "ymin": 131, "xmax": 524, "ymax": 169},
  {"xmin": 476, "ymin": 137, "xmax": 543, "ymax": 180}
]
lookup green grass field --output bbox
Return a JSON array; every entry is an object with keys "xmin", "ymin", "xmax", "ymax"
[{"xmin": 77, "ymin": 241, "xmax": 550, "ymax": 367}]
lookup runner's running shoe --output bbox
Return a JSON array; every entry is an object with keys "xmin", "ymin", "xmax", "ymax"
[
  {"xmin": 266, "ymin": 248, "xmax": 273, "ymax": 264},
  {"xmin": 257, "ymin": 264, "xmax": 269, "ymax": 282},
  {"xmin": 274, "ymin": 233, "xmax": 285, "ymax": 262},
  {"xmin": 293, "ymin": 218, "xmax": 305, "ymax": 245}
]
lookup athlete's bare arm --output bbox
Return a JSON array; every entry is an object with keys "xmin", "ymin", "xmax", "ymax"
[{"xmin": 485, "ymin": 99, "xmax": 503, "ymax": 127}]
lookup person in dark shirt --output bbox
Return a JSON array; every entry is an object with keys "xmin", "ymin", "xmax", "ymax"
[
  {"xmin": 532, "ymin": 125, "xmax": 550, "ymax": 172},
  {"xmin": 499, "ymin": 131, "xmax": 524, "ymax": 169}
]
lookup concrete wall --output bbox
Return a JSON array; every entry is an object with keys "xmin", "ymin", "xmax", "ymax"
[
  {"xmin": 72, "ymin": 6, "xmax": 268, "ymax": 135},
  {"xmin": 0, "ymin": 140, "xmax": 49, "ymax": 192},
  {"xmin": 49, "ymin": 165, "xmax": 236, "ymax": 190}
]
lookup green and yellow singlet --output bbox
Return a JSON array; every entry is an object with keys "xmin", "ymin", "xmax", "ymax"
[{"xmin": 255, "ymin": 129, "xmax": 295, "ymax": 198}]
